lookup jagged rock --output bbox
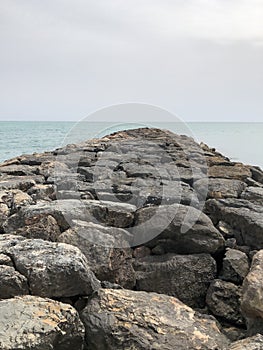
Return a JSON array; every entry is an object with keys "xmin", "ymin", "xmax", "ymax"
[
  {"xmin": 27, "ymin": 183, "xmax": 56, "ymax": 201},
  {"xmin": 241, "ymin": 187, "xmax": 263, "ymax": 205},
  {"xmin": 250, "ymin": 166, "xmax": 263, "ymax": 184},
  {"xmin": 0, "ymin": 253, "xmax": 13, "ymax": 266},
  {"xmin": 206, "ymin": 199, "xmax": 263, "ymax": 249},
  {"xmin": 134, "ymin": 253, "xmax": 216, "ymax": 308},
  {"xmin": 195, "ymin": 178, "xmax": 246, "ymax": 199},
  {"xmin": 220, "ymin": 249, "xmax": 250, "ymax": 284},
  {"xmin": 0, "ymin": 175, "xmax": 44, "ymax": 191},
  {"xmin": 206, "ymin": 279, "xmax": 245, "ymax": 326},
  {"xmin": 80, "ymin": 288, "xmax": 229, "ymax": 350},
  {"xmin": 0, "ymin": 234, "xmax": 100, "ymax": 298},
  {"xmin": 0, "ymin": 164, "xmax": 38, "ymax": 176},
  {"xmin": 58, "ymin": 221, "xmax": 136, "ymax": 288},
  {"xmin": 241, "ymin": 250, "xmax": 263, "ymax": 335},
  {"xmin": 135, "ymin": 203, "xmax": 225, "ymax": 253},
  {"xmin": 0, "ymin": 295, "xmax": 85, "ymax": 350},
  {"xmin": 4, "ymin": 199, "xmax": 136, "ymax": 233},
  {"xmin": 0, "ymin": 265, "xmax": 29, "ymax": 298},
  {"xmin": 13, "ymin": 215, "xmax": 61, "ymax": 241},
  {"xmin": 228, "ymin": 333, "xmax": 263, "ymax": 349}
]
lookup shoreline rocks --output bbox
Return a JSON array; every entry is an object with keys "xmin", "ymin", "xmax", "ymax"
[{"xmin": 0, "ymin": 127, "xmax": 263, "ymax": 349}]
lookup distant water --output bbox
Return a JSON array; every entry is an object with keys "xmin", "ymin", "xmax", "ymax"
[{"xmin": 0, "ymin": 121, "xmax": 262, "ymax": 170}]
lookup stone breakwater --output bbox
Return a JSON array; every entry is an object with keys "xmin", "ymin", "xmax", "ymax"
[{"xmin": 0, "ymin": 127, "xmax": 263, "ymax": 349}]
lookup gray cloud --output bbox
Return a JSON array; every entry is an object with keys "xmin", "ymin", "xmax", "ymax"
[{"xmin": 0, "ymin": 0, "xmax": 262, "ymax": 121}]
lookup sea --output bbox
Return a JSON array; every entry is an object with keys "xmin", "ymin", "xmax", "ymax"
[{"xmin": 0, "ymin": 121, "xmax": 262, "ymax": 170}]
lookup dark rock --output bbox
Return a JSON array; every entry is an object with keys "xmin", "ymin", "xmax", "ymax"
[
  {"xmin": 206, "ymin": 199, "xmax": 263, "ymax": 249},
  {"xmin": 250, "ymin": 166, "xmax": 263, "ymax": 184},
  {"xmin": 241, "ymin": 187, "xmax": 263, "ymax": 205},
  {"xmin": 0, "ymin": 295, "xmax": 85, "ymax": 350},
  {"xmin": 58, "ymin": 221, "xmax": 136, "ymax": 288},
  {"xmin": 0, "ymin": 234, "xmax": 100, "ymax": 298},
  {"xmin": 206, "ymin": 279, "xmax": 245, "ymax": 326},
  {"xmin": 134, "ymin": 253, "xmax": 216, "ymax": 308},
  {"xmin": 135, "ymin": 203, "xmax": 225, "ymax": 253},
  {"xmin": 80, "ymin": 288, "xmax": 229, "ymax": 350},
  {"xmin": 0, "ymin": 164, "xmax": 38, "ymax": 176},
  {"xmin": 0, "ymin": 265, "xmax": 29, "ymax": 298},
  {"xmin": 27, "ymin": 184, "xmax": 56, "ymax": 201},
  {"xmin": 220, "ymin": 249, "xmax": 250, "ymax": 284}
]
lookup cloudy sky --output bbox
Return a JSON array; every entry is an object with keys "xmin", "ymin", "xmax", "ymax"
[{"xmin": 0, "ymin": 0, "xmax": 263, "ymax": 121}]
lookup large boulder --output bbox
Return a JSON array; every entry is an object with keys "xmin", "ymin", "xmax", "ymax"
[
  {"xmin": 0, "ymin": 295, "xmax": 85, "ymax": 350},
  {"xmin": 195, "ymin": 178, "xmax": 246, "ymax": 199},
  {"xmin": 135, "ymin": 203, "xmax": 225, "ymax": 254},
  {"xmin": 241, "ymin": 250, "xmax": 263, "ymax": 335},
  {"xmin": 0, "ymin": 234, "xmax": 100, "ymax": 298},
  {"xmin": 58, "ymin": 220, "xmax": 136, "ymax": 288},
  {"xmin": 220, "ymin": 249, "xmax": 250, "ymax": 285},
  {"xmin": 134, "ymin": 253, "xmax": 216, "ymax": 308},
  {"xmin": 80, "ymin": 288, "xmax": 229, "ymax": 350},
  {"xmin": 206, "ymin": 199, "xmax": 263, "ymax": 250}
]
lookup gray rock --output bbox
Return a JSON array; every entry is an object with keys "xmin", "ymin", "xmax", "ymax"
[
  {"xmin": 241, "ymin": 187, "xmax": 263, "ymax": 206},
  {"xmin": 134, "ymin": 253, "xmax": 216, "ymax": 308},
  {"xmin": 206, "ymin": 279, "xmax": 245, "ymax": 326},
  {"xmin": 220, "ymin": 249, "xmax": 250, "ymax": 284},
  {"xmin": 208, "ymin": 164, "xmax": 251, "ymax": 181},
  {"xmin": 0, "ymin": 175, "xmax": 45, "ymax": 191},
  {"xmin": 80, "ymin": 288, "xmax": 229, "ymax": 350},
  {"xmin": 58, "ymin": 221, "xmax": 136, "ymax": 288},
  {"xmin": 0, "ymin": 295, "xmax": 85, "ymax": 350},
  {"xmin": 0, "ymin": 164, "xmax": 38, "ymax": 176},
  {"xmin": 0, "ymin": 265, "xmax": 29, "ymax": 298},
  {"xmin": 241, "ymin": 250, "xmax": 263, "ymax": 335},
  {"xmin": 206, "ymin": 199, "xmax": 263, "ymax": 249},
  {"xmin": 135, "ymin": 203, "xmax": 225, "ymax": 254},
  {"xmin": 0, "ymin": 234, "xmax": 100, "ymax": 298},
  {"xmin": 195, "ymin": 178, "xmax": 246, "ymax": 199},
  {"xmin": 228, "ymin": 334, "xmax": 263, "ymax": 349}
]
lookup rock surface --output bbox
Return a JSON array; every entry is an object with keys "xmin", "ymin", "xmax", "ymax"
[
  {"xmin": 0, "ymin": 295, "xmax": 85, "ymax": 350},
  {"xmin": 0, "ymin": 127, "xmax": 263, "ymax": 348},
  {"xmin": 80, "ymin": 288, "xmax": 230, "ymax": 350}
]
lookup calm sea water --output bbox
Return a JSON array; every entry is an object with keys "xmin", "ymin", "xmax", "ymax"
[{"xmin": 0, "ymin": 121, "xmax": 262, "ymax": 169}]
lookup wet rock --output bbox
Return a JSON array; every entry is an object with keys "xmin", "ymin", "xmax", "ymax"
[
  {"xmin": 206, "ymin": 199, "xmax": 263, "ymax": 249},
  {"xmin": 0, "ymin": 234, "xmax": 100, "ymax": 298},
  {"xmin": 220, "ymin": 249, "xmax": 250, "ymax": 284},
  {"xmin": 228, "ymin": 333, "xmax": 263, "ymax": 349},
  {"xmin": 134, "ymin": 253, "xmax": 216, "ymax": 308},
  {"xmin": 206, "ymin": 279, "xmax": 245, "ymax": 326},
  {"xmin": 58, "ymin": 221, "xmax": 136, "ymax": 288},
  {"xmin": 0, "ymin": 295, "xmax": 85, "ymax": 350},
  {"xmin": 80, "ymin": 288, "xmax": 229, "ymax": 350},
  {"xmin": 241, "ymin": 250, "xmax": 263, "ymax": 335},
  {"xmin": 0, "ymin": 265, "xmax": 29, "ymax": 298},
  {"xmin": 135, "ymin": 203, "xmax": 225, "ymax": 254}
]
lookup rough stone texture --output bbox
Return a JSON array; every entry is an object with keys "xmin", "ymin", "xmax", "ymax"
[
  {"xmin": 228, "ymin": 334, "xmax": 263, "ymax": 349},
  {"xmin": 0, "ymin": 265, "xmax": 29, "ymax": 298},
  {"xmin": 0, "ymin": 234, "xmax": 100, "ymax": 298},
  {"xmin": 0, "ymin": 295, "xmax": 85, "ymax": 350},
  {"xmin": 208, "ymin": 164, "xmax": 252, "ymax": 181},
  {"xmin": 241, "ymin": 187, "xmax": 263, "ymax": 206},
  {"xmin": 80, "ymin": 288, "xmax": 230, "ymax": 350},
  {"xmin": 241, "ymin": 250, "xmax": 263, "ymax": 335},
  {"xmin": 220, "ymin": 249, "xmax": 250, "ymax": 284},
  {"xmin": 134, "ymin": 253, "xmax": 216, "ymax": 308},
  {"xmin": 206, "ymin": 199, "xmax": 263, "ymax": 250},
  {"xmin": 195, "ymin": 178, "xmax": 246, "ymax": 199},
  {"xmin": 135, "ymin": 203, "xmax": 225, "ymax": 254},
  {"xmin": 58, "ymin": 220, "xmax": 136, "ymax": 288},
  {"xmin": 206, "ymin": 279, "xmax": 245, "ymax": 326}
]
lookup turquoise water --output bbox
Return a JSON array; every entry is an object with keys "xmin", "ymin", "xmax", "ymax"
[{"xmin": 0, "ymin": 121, "xmax": 262, "ymax": 169}]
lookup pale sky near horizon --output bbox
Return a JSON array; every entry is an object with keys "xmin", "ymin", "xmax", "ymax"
[{"xmin": 0, "ymin": 0, "xmax": 263, "ymax": 122}]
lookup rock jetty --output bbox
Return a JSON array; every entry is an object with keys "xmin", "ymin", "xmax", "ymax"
[{"xmin": 0, "ymin": 127, "xmax": 263, "ymax": 349}]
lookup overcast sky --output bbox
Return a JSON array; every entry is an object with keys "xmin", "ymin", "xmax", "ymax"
[{"xmin": 0, "ymin": 0, "xmax": 263, "ymax": 121}]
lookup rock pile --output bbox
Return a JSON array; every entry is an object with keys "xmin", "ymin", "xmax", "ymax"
[{"xmin": 0, "ymin": 127, "xmax": 263, "ymax": 349}]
